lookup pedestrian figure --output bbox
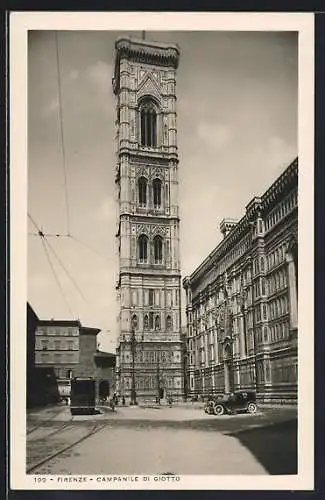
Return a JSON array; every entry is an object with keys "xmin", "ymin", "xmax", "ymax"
[
  {"xmin": 109, "ymin": 397, "xmax": 116, "ymax": 412},
  {"xmin": 122, "ymin": 396, "xmax": 125, "ymax": 406},
  {"xmin": 168, "ymin": 396, "xmax": 173, "ymax": 407}
]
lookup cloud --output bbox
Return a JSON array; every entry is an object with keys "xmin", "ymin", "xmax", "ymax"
[
  {"xmin": 67, "ymin": 69, "xmax": 80, "ymax": 81},
  {"xmin": 197, "ymin": 122, "xmax": 232, "ymax": 151},
  {"xmin": 85, "ymin": 61, "xmax": 112, "ymax": 94},
  {"xmin": 42, "ymin": 97, "xmax": 59, "ymax": 117},
  {"xmin": 267, "ymin": 136, "xmax": 297, "ymax": 174},
  {"xmin": 28, "ymin": 273, "xmax": 52, "ymax": 289},
  {"xmin": 91, "ymin": 197, "xmax": 116, "ymax": 222}
]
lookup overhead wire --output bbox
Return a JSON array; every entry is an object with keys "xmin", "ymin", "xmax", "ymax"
[
  {"xmin": 39, "ymin": 235, "xmax": 74, "ymax": 318},
  {"xmin": 28, "ymin": 212, "xmax": 42, "ymax": 234},
  {"xmin": 29, "ymin": 232, "xmax": 70, "ymax": 238},
  {"xmin": 55, "ymin": 30, "xmax": 71, "ymax": 236},
  {"xmin": 43, "ymin": 235, "xmax": 89, "ymax": 305},
  {"xmin": 69, "ymin": 234, "xmax": 111, "ymax": 263},
  {"xmin": 28, "ymin": 211, "xmax": 88, "ymax": 307},
  {"xmin": 28, "ymin": 33, "xmax": 111, "ymax": 321}
]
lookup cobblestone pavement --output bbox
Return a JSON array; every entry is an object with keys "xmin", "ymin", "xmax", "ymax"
[{"xmin": 26, "ymin": 404, "xmax": 297, "ymax": 475}]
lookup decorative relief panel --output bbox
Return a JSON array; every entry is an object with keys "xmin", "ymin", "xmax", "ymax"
[
  {"xmin": 151, "ymin": 225, "xmax": 167, "ymax": 237},
  {"xmin": 136, "ymin": 223, "xmax": 168, "ymax": 236},
  {"xmin": 139, "ymin": 69, "xmax": 146, "ymax": 81},
  {"xmin": 152, "ymin": 167, "xmax": 164, "ymax": 179},
  {"xmin": 134, "ymin": 165, "xmax": 166, "ymax": 180},
  {"xmin": 135, "ymin": 165, "xmax": 149, "ymax": 178},
  {"xmin": 138, "ymin": 69, "xmax": 161, "ymax": 87},
  {"xmin": 137, "ymin": 73, "xmax": 162, "ymax": 103}
]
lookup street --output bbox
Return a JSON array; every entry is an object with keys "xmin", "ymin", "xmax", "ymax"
[{"xmin": 26, "ymin": 403, "xmax": 297, "ymax": 476}]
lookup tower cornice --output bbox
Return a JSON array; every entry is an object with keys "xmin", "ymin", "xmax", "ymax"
[
  {"xmin": 118, "ymin": 147, "xmax": 179, "ymax": 163},
  {"xmin": 113, "ymin": 36, "xmax": 180, "ymax": 94},
  {"xmin": 119, "ymin": 212, "xmax": 180, "ymax": 223},
  {"xmin": 116, "ymin": 36, "xmax": 179, "ymax": 67}
]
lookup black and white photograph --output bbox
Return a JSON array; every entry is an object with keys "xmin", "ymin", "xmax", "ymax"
[{"xmin": 10, "ymin": 12, "xmax": 314, "ymax": 490}]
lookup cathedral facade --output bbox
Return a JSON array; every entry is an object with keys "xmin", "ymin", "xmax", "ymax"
[
  {"xmin": 113, "ymin": 36, "xmax": 183, "ymax": 402},
  {"xmin": 183, "ymin": 159, "xmax": 298, "ymax": 404}
]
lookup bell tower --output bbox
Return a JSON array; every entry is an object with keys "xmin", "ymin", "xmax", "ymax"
[{"xmin": 113, "ymin": 36, "xmax": 183, "ymax": 401}]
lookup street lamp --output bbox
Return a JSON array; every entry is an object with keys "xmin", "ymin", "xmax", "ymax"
[
  {"xmin": 156, "ymin": 355, "xmax": 161, "ymax": 404},
  {"xmin": 239, "ymin": 285, "xmax": 248, "ymax": 357},
  {"xmin": 130, "ymin": 316, "xmax": 138, "ymax": 406}
]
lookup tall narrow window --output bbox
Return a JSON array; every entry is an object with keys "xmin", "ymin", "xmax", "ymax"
[
  {"xmin": 132, "ymin": 314, "xmax": 138, "ymax": 330},
  {"xmin": 138, "ymin": 177, "xmax": 147, "ymax": 206},
  {"xmin": 149, "ymin": 312, "xmax": 154, "ymax": 330},
  {"xmin": 153, "ymin": 235, "xmax": 163, "ymax": 264},
  {"xmin": 166, "ymin": 315, "xmax": 172, "ymax": 331},
  {"xmin": 155, "ymin": 315, "xmax": 161, "ymax": 331},
  {"xmin": 140, "ymin": 100, "xmax": 157, "ymax": 147},
  {"xmin": 153, "ymin": 178, "xmax": 162, "ymax": 207},
  {"xmin": 138, "ymin": 235, "xmax": 148, "ymax": 263}
]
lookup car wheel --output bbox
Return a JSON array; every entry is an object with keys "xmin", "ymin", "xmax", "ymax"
[
  {"xmin": 213, "ymin": 404, "xmax": 225, "ymax": 416},
  {"xmin": 247, "ymin": 402, "xmax": 257, "ymax": 414}
]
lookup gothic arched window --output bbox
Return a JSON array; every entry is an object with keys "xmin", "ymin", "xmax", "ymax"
[
  {"xmin": 155, "ymin": 315, "xmax": 160, "ymax": 331},
  {"xmin": 153, "ymin": 235, "xmax": 163, "ymax": 264},
  {"xmin": 132, "ymin": 314, "xmax": 138, "ymax": 330},
  {"xmin": 153, "ymin": 178, "xmax": 162, "ymax": 208},
  {"xmin": 138, "ymin": 234, "xmax": 148, "ymax": 263},
  {"xmin": 144, "ymin": 314, "xmax": 149, "ymax": 330},
  {"xmin": 140, "ymin": 99, "xmax": 157, "ymax": 147},
  {"xmin": 138, "ymin": 177, "xmax": 147, "ymax": 206}
]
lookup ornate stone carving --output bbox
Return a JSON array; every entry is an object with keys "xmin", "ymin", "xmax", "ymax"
[
  {"xmin": 115, "ymin": 37, "xmax": 179, "ymax": 70},
  {"xmin": 136, "ymin": 223, "xmax": 167, "ymax": 237},
  {"xmin": 137, "ymin": 73, "xmax": 161, "ymax": 104},
  {"xmin": 152, "ymin": 167, "xmax": 164, "ymax": 179},
  {"xmin": 135, "ymin": 165, "xmax": 150, "ymax": 179}
]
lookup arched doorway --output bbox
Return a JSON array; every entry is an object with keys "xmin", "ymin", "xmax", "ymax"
[{"xmin": 99, "ymin": 380, "xmax": 110, "ymax": 401}]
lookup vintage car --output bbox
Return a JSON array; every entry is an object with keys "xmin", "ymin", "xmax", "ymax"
[{"xmin": 204, "ymin": 391, "xmax": 257, "ymax": 415}]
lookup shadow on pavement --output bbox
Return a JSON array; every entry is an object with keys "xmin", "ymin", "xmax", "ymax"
[{"xmin": 228, "ymin": 418, "xmax": 297, "ymax": 475}]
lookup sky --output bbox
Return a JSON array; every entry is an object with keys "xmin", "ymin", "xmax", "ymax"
[{"xmin": 28, "ymin": 30, "xmax": 298, "ymax": 353}]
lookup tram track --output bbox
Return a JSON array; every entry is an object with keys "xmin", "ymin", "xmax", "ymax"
[
  {"xmin": 26, "ymin": 422, "xmax": 107, "ymax": 474},
  {"xmin": 27, "ymin": 419, "xmax": 75, "ymax": 442},
  {"xmin": 27, "ymin": 406, "xmax": 69, "ymax": 435}
]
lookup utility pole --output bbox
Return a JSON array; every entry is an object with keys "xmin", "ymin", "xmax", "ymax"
[
  {"xmin": 130, "ymin": 316, "xmax": 138, "ymax": 405},
  {"xmin": 156, "ymin": 354, "xmax": 160, "ymax": 404}
]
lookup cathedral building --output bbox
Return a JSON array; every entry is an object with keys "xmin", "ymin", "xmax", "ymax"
[
  {"xmin": 113, "ymin": 36, "xmax": 183, "ymax": 402},
  {"xmin": 183, "ymin": 158, "xmax": 298, "ymax": 404}
]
